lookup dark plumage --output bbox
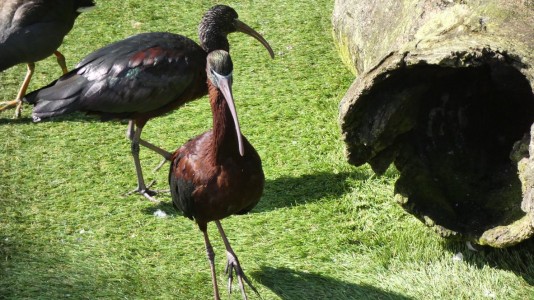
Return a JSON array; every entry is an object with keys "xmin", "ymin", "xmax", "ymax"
[
  {"xmin": 0, "ymin": 0, "xmax": 95, "ymax": 117},
  {"xmin": 169, "ymin": 50, "xmax": 264, "ymax": 300},
  {"xmin": 22, "ymin": 5, "xmax": 273, "ymax": 201}
]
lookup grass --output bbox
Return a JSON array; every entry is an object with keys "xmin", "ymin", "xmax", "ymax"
[{"xmin": 1, "ymin": 0, "xmax": 534, "ymax": 299}]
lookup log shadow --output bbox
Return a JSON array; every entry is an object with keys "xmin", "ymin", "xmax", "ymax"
[
  {"xmin": 442, "ymin": 239, "xmax": 534, "ymax": 286},
  {"xmin": 251, "ymin": 266, "xmax": 412, "ymax": 300}
]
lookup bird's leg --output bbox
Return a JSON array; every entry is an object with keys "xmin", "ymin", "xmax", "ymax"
[
  {"xmin": 0, "ymin": 62, "xmax": 34, "ymax": 118},
  {"xmin": 125, "ymin": 120, "xmax": 173, "ymax": 165},
  {"xmin": 138, "ymin": 139, "xmax": 173, "ymax": 161},
  {"xmin": 53, "ymin": 51, "xmax": 68, "ymax": 74},
  {"xmin": 127, "ymin": 122, "xmax": 159, "ymax": 202},
  {"xmin": 215, "ymin": 220, "xmax": 260, "ymax": 300},
  {"xmin": 203, "ymin": 228, "xmax": 221, "ymax": 300},
  {"xmin": 125, "ymin": 121, "xmax": 171, "ymax": 194}
]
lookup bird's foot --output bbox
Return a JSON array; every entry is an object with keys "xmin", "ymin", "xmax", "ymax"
[
  {"xmin": 0, "ymin": 99, "xmax": 21, "ymax": 118},
  {"xmin": 126, "ymin": 180, "xmax": 161, "ymax": 203},
  {"xmin": 145, "ymin": 179, "xmax": 170, "ymax": 194},
  {"xmin": 224, "ymin": 251, "xmax": 260, "ymax": 300},
  {"xmin": 138, "ymin": 189, "xmax": 160, "ymax": 203}
]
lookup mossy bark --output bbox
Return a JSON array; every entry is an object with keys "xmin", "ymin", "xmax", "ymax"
[{"xmin": 334, "ymin": 0, "xmax": 534, "ymax": 247}]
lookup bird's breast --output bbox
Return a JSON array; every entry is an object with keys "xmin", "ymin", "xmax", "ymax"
[{"xmin": 190, "ymin": 155, "xmax": 264, "ymax": 222}]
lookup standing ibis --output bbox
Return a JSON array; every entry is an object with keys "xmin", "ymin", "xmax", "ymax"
[
  {"xmin": 0, "ymin": 0, "xmax": 95, "ymax": 118},
  {"xmin": 22, "ymin": 5, "xmax": 274, "ymax": 202},
  {"xmin": 169, "ymin": 50, "xmax": 264, "ymax": 300}
]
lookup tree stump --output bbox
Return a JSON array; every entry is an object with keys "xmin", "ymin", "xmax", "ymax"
[{"xmin": 333, "ymin": 0, "xmax": 534, "ymax": 247}]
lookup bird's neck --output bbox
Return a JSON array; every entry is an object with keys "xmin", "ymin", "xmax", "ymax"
[
  {"xmin": 208, "ymin": 82, "xmax": 240, "ymax": 161},
  {"xmin": 198, "ymin": 24, "xmax": 230, "ymax": 53}
]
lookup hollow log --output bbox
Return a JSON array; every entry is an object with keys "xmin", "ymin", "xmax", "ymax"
[{"xmin": 333, "ymin": 0, "xmax": 534, "ymax": 247}]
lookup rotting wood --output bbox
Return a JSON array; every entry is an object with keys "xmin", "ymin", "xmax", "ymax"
[{"xmin": 334, "ymin": 0, "xmax": 534, "ymax": 247}]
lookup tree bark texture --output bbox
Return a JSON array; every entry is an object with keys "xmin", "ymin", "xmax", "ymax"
[{"xmin": 334, "ymin": 0, "xmax": 534, "ymax": 247}]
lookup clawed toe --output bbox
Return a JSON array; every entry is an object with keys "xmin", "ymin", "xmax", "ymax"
[
  {"xmin": 125, "ymin": 180, "xmax": 161, "ymax": 203},
  {"xmin": 0, "ymin": 100, "xmax": 18, "ymax": 110},
  {"xmin": 225, "ymin": 251, "xmax": 260, "ymax": 299},
  {"xmin": 139, "ymin": 189, "xmax": 159, "ymax": 203},
  {"xmin": 0, "ymin": 100, "xmax": 23, "ymax": 119}
]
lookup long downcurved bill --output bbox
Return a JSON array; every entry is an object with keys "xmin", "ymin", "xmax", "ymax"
[
  {"xmin": 214, "ymin": 72, "xmax": 245, "ymax": 156},
  {"xmin": 234, "ymin": 19, "xmax": 275, "ymax": 59}
]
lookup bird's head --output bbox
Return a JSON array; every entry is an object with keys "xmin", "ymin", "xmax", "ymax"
[
  {"xmin": 206, "ymin": 50, "xmax": 244, "ymax": 156},
  {"xmin": 199, "ymin": 5, "xmax": 274, "ymax": 59}
]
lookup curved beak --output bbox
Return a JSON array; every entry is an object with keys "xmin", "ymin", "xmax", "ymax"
[
  {"xmin": 215, "ymin": 72, "xmax": 245, "ymax": 156},
  {"xmin": 234, "ymin": 19, "xmax": 275, "ymax": 59}
]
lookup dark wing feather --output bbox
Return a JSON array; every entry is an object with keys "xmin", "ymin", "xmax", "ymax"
[
  {"xmin": 26, "ymin": 32, "xmax": 207, "ymax": 119},
  {"xmin": 0, "ymin": 0, "xmax": 85, "ymax": 69},
  {"xmin": 26, "ymin": 73, "xmax": 86, "ymax": 118},
  {"xmin": 169, "ymin": 151, "xmax": 196, "ymax": 220}
]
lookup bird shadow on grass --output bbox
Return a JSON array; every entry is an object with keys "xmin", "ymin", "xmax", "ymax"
[
  {"xmin": 441, "ymin": 238, "xmax": 534, "ymax": 286},
  {"xmin": 142, "ymin": 199, "xmax": 179, "ymax": 217},
  {"xmin": 0, "ymin": 111, "xmax": 129, "ymax": 125},
  {"xmin": 253, "ymin": 170, "xmax": 369, "ymax": 213},
  {"xmin": 0, "ymin": 116, "xmax": 34, "ymax": 125},
  {"xmin": 252, "ymin": 266, "xmax": 412, "ymax": 300},
  {"xmin": 141, "ymin": 169, "xmax": 372, "ymax": 217}
]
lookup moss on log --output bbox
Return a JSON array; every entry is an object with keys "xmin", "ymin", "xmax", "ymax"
[{"xmin": 334, "ymin": 0, "xmax": 534, "ymax": 247}]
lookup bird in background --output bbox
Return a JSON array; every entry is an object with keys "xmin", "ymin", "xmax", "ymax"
[
  {"xmin": 22, "ymin": 5, "xmax": 274, "ymax": 202},
  {"xmin": 0, "ymin": 0, "xmax": 95, "ymax": 118},
  {"xmin": 169, "ymin": 50, "xmax": 264, "ymax": 300}
]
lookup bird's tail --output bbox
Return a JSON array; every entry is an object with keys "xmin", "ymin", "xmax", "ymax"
[{"xmin": 24, "ymin": 74, "xmax": 85, "ymax": 121}]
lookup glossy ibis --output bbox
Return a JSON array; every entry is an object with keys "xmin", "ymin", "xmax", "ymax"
[
  {"xmin": 0, "ymin": 0, "xmax": 95, "ymax": 118},
  {"xmin": 169, "ymin": 50, "xmax": 264, "ymax": 300},
  {"xmin": 23, "ymin": 5, "xmax": 274, "ymax": 202}
]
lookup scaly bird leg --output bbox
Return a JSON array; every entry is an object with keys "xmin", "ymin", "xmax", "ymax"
[
  {"xmin": 125, "ymin": 120, "xmax": 173, "ymax": 160},
  {"xmin": 138, "ymin": 139, "xmax": 173, "ymax": 161},
  {"xmin": 127, "ymin": 121, "xmax": 159, "ymax": 202},
  {"xmin": 53, "ymin": 51, "xmax": 68, "ymax": 74},
  {"xmin": 215, "ymin": 220, "xmax": 260, "ymax": 300},
  {"xmin": 202, "ymin": 227, "xmax": 221, "ymax": 300},
  {"xmin": 124, "ymin": 121, "xmax": 172, "ymax": 195},
  {"xmin": 0, "ymin": 62, "xmax": 35, "ymax": 118}
]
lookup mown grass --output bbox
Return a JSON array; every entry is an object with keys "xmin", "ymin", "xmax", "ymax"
[{"xmin": 1, "ymin": 0, "xmax": 534, "ymax": 299}]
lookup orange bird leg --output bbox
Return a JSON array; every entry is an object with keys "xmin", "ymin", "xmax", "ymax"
[
  {"xmin": 215, "ymin": 220, "xmax": 260, "ymax": 300},
  {"xmin": 53, "ymin": 51, "xmax": 68, "ymax": 74},
  {"xmin": 0, "ymin": 62, "xmax": 35, "ymax": 118}
]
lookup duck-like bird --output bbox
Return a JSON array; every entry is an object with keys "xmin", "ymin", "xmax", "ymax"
[
  {"xmin": 22, "ymin": 5, "xmax": 274, "ymax": 201},
  {"xmin": 169, "ymin": 50, "xmax": 264, "ymax": 300},
  {"xmin": 0, "ymin": 0, "xmax": 95, "ymax": 118}
]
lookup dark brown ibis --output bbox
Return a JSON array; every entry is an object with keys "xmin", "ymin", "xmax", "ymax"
[
  {"xmin": 169, "ymin": 50, "xmax": 264, "ymax": 300},
  {"xmin": 22, "ymin": 5, "xmax": 274, "ymax": 202},
  {"xmin": 0, "ymin": 0, "xmax": 95, "ymax": 118}
]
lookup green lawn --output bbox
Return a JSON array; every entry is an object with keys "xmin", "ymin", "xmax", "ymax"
[{"xmin": 1, "ymin": 0, "xmax": 534, "ymax": 299}]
